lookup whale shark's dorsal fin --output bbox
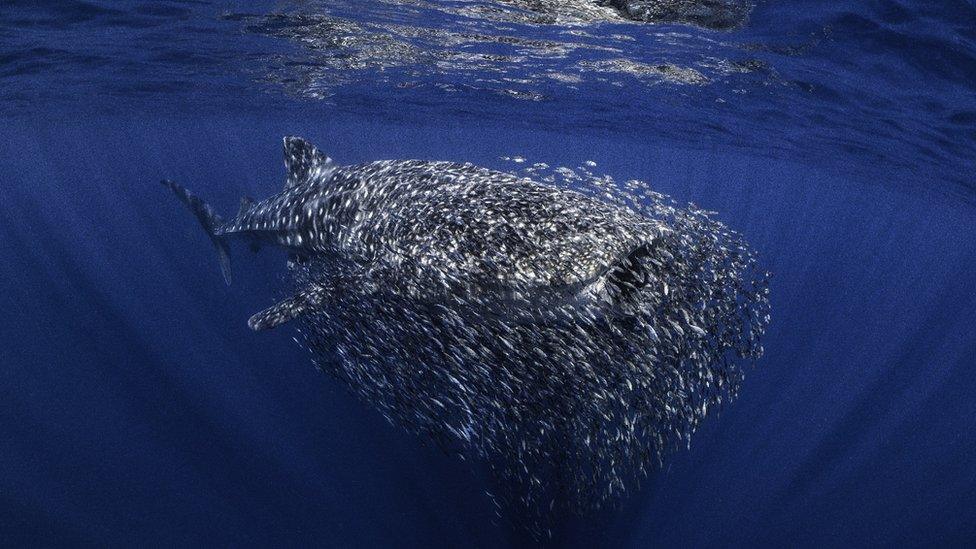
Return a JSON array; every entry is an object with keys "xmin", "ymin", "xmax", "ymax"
[
  {"xmin": 248, "ymin": 284, "xmax": 328, "ymax": 331},
  {"xmin": 283, "ymin": 136, "xmax": 336, "ymax": 189}
]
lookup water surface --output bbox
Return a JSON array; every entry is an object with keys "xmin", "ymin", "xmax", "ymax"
[{"xmin": 1, "ymin": 0, "xmax": 974, "ymax": 546}]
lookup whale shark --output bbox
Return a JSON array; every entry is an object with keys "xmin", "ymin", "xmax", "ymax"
[
  {"xmin": 165, "ymin": 136, "xmax": 667, "ymax": 331},
  {"xmin": 164, "ymin": 137, "xmax": 769, "ymax": 528}
]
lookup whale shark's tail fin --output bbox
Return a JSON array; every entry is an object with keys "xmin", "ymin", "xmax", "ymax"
[{"xmin": 162, "ymin": 180, "xmax": 232, "ymax": 286}]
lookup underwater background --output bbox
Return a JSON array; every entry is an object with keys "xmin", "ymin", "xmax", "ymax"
[{"xmin": 1, "ymin": 0, "xmax": 974, "ymax": 546}]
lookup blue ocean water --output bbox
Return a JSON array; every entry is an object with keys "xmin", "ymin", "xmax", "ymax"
[{"xmin": 1, "ymin": 0, "xmax": 974, "ymax": 546}]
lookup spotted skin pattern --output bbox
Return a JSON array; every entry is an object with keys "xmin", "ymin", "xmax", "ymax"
[
  {"xmin": 164, "ymin": 137, "xmax": 770, "ymax": 535},
  {"xmin": 169, "ymin": 137, "xmax": 666, "ymax": 328}
]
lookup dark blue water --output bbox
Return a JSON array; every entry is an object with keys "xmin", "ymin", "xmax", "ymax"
[{"xmin": 1, "ymin": 1, "xmax": 974, "ymax": 546}]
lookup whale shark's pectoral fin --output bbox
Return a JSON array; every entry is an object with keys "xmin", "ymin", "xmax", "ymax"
[
  {"xmin": 283, "ymin": 136, "xmax": 337, "ymax": 188},
  {"xmin": 248, "ymin": 285, "xmax": 328, "ymax": 331}
]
